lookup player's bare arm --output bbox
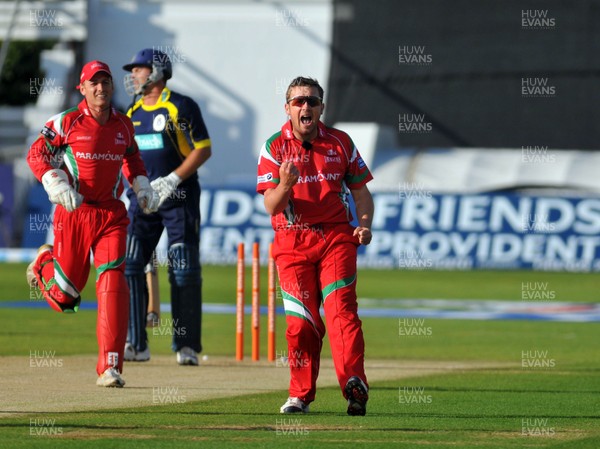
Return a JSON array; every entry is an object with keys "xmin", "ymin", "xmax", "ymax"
[
  {"xmin": 263, "ymin": 161, "xmax": 299, "ymax": 215},
  {"xmin": 351, "ymin": 184, "xmax": 374, "ymax": 245},
  {"xmin": 174, "ymin": 145, "xmax": 212, "ymax": 181}
]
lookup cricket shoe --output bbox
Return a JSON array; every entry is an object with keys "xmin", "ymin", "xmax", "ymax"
[
  {"xmin": 345, "ymin": 376, "xmax": 368, "ymax": 416},
  {"xmin": 26, "ymin": 244, "xmax": 53, "ymax": 288},
  {"xmin": 96, "ymin": 367, "xmax": 125, "ymax": 388},
  {"xmin": 176, "ymin": 347, "xmax": 198, "ymax": 366},
  {"xmin": 280, "ymin": 397, "xmax": 309, "ymax": 414},
  {"xmin": 124, "ymin": 343, "xmax": 150, "ymax": 362},
  {"xmin": 26, "ymin": 244, "xmax": 80, "ymax": 313}
]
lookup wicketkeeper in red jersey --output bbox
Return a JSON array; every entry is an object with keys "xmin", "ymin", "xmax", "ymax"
[
  {"xmin": 257, "ymin": 76, "xmax": 374, "ymax": 415},
  {"xmin": 26, "ymin": 60, "xmax": 159, "ymax": 387}
]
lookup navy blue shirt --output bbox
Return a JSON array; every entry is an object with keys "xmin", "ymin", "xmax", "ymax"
[{"xmin": 127, "ymin": 87, "xmax": 210, "ymax": 187}]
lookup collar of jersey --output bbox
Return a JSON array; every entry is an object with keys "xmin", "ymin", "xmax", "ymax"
[
  {"xmin": 78, "ymin": 99, "xmax": 116, "ymax": 119},
  {"xmin": 281, "ymin": 120, "xmax": 326, "ymax": 141},
  {"xmin": 132, "ymin": 87, "xmax": 172, "ymax": 112}
]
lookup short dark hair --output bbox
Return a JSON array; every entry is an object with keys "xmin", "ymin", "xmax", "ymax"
[{"xmin": 286, "ymin": 76, "xmax": 324, "ymax": 102}]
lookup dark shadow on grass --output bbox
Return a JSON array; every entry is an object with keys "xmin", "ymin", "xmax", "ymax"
[
  {"xmin": 2, "ymin": 420, "xmax": 599, "ymax": 434},
  {"xmin": 375, "ymin": 386, "xmax": 600, "ymax": 394}
]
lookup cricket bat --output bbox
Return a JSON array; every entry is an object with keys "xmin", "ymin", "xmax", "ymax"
[{"xmin": 146, "ymin": 253, "xmax": 160, "ymax": 327}]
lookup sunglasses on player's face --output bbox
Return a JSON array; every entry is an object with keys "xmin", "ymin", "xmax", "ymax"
[{"xmin": 287, "ymin": 95, "xmax": 323, "ymax": 107}]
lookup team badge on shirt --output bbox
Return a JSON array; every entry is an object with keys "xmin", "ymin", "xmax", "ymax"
[
  {"xmin": 325, "ymin": 148, "xmax": 341, "ymax": 163},
  {"xmin": 40, "ymin": 125, "xmax": 57, "ymax": 140},
  {"xmin": 153, "ymin": 114, "xmax": 166, "ymax": 132},
  {"xmin": 115, "ymin": 132, "xmax": 127, "ymax": 146},
  {"xmin": 257, "ymin": 173, "xmax": 273, "ymax": 183}
]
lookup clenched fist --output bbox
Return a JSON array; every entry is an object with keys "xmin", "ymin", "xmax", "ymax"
[
  {"xmin": 353, "ymin": 226, "xmax": 372, "ymax": 245},
  {"xmin": 280, "ymin": 161, "xmax": 299, "ymax": 189}
]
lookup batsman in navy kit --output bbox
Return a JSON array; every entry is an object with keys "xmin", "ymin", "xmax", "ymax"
[{"xmin": 122, "ymin": 48, "xmax": 212, "ymax": 365}]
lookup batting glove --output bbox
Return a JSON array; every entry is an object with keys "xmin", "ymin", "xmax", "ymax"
[
  {"xmin": 151, "ymin": 172, "xmax": 182, "ymax": 207},
  {"xmin": 133, "ymin": 175, "xmax": 159, "ymax": 214},
  {"xmin": 41, "ymin": 169, "xmax": 83, "ymax": 212}
]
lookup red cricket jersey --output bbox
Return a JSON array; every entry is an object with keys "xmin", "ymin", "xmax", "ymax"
[
  {"xmin": 27, "ymin": 99, "xmax": 147, "ymax": 204},
  {"xmin": 257, "ymin": 121, "xmax": 373, "ymax": 229}
]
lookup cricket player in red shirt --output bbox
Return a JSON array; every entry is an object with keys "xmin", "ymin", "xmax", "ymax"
[
  {"xmin": 257, "ymin": 76, "xmax": 374, "ymax": 415},
  {"xmin": 26, "ymin": 60, "xmax": 158, "ymax": 387}
]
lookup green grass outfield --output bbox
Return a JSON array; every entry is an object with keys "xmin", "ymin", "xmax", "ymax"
[{"xmin": 0, "ymin": 264, "xmax": 599, "ymax": 448}]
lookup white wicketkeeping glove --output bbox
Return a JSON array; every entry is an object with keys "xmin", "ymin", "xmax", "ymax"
[
  {"xmin": 150, "ymin": 172, "xmax": 182, "ymax": 207},
  {"xmin": 132, "ymin": 176, "xmax": 159, "ymax": 214},
  {"xmin": 41, "ymin": 169, "xmax": 83, "ymax": 212}
]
